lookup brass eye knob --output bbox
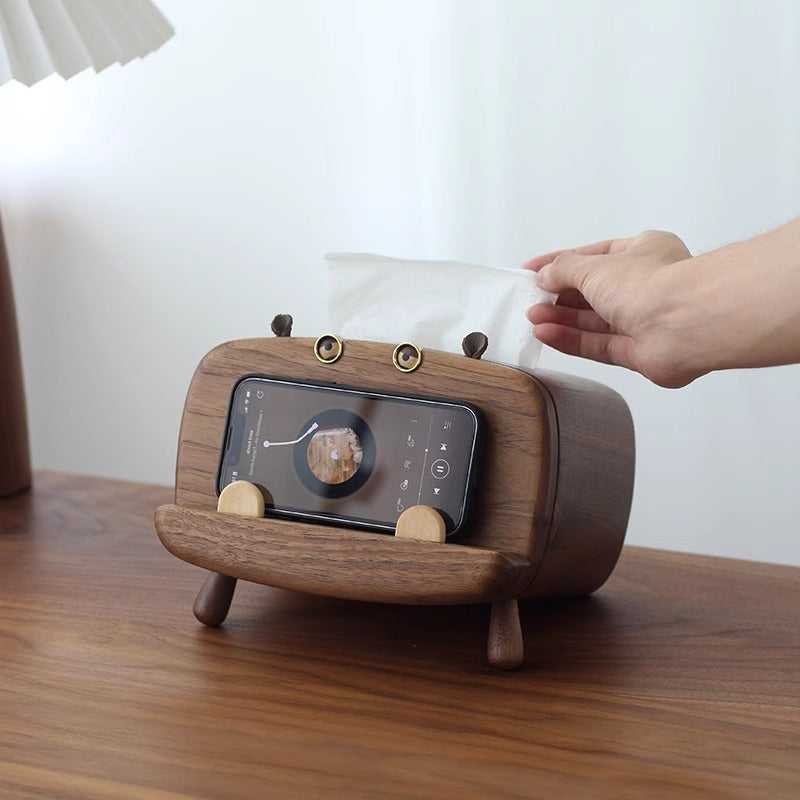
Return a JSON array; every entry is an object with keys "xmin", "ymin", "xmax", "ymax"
[
  {"xmin": 392, "ymin": 342, "xmax": 423, "ymax": 373},
  {"xmin": 314, "ymin": 334, "xmax": 344, "ymax": 364}
]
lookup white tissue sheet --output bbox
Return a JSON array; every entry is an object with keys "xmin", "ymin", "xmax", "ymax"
[{"xmin": 326, "ymin": 253, "xmax": 557, "ymax": 370}]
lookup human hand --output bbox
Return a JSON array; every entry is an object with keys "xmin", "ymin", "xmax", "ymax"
[{"xmin": 525, "ymin": 230, "xmax": 699, "ymax": 387}]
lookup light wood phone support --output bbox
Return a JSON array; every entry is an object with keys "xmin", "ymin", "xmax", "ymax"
[{"xmin": 155, "ymin": 316, "xmax": 635, "ymax": 670}]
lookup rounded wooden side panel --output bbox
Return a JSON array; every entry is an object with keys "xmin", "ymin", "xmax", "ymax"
[{"xmin": 520, "ymin": 370, "xmax": 635, "ymax": 600}]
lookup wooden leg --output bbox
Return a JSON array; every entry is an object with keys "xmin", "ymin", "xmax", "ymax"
[
  {"xmin": 487, "ymin": 598, "xmax": 524, "ymax": 670},
  {"xmin": 194, "ymin": 572, "xmax": 238, "ymax": 627},
  {"xmin": 192, "ymin": 481, "xmax": 265, "ymax": 626}
]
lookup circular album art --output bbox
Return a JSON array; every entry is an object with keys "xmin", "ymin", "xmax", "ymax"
[{"xmin": 293, "ymin": 410, "xmax": 375, "ymax": 498}]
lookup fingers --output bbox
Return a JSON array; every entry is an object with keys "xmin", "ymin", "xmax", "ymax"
[
  {"xmin": 526, "ymin": 238, "xmax": 632, "ymax": 296},
  {"xmin": 524, "ymin": 250, "xmax": 569, "ymax": 272},
  {"xmin": 534, "ymin": 250, "xmax": 601, "ymax": 295},
  {"xmin": 551, "ymin": 288, "xmax": 593, "ymax": 310},
  {"xmin": 527, "ymin": 302, "xmax": 610, "ymax": 334},
  {"xmin": 533, "ymin": 323, "xmax": 636, "ymax": 371},
  {"xmin": 523, "ymin": 237, "xmax": 631, "ymax": 272}
]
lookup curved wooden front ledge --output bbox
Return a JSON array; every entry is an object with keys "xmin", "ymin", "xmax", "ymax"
[{"xmin": 154, "ymin": 505, "xmax": 531, "ymax": 605}]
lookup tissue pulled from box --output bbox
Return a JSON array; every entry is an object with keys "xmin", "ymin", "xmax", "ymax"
[{"xmin": 326, "ymin": 253, "xmax": 557, "ymax": 370}]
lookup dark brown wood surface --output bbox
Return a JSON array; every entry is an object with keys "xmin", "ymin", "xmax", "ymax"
[
  {"xmin": 155, "ymin": 503, "xmax": 530, "ymax": 604},
  {"xmin": 1, "ymin": 472, "xmax": 798, "ymax": 799},
  {"xmin": 0, "ymin": 215, "xmax": 31, "ymax": 497},
  {"xmin": 170, "ymin": 338, "xmax": 635, "ymax": 607},
  {"xmin": 523, "ymin": 369, "xmax": 635, "ymax": 599},
  {"xmin": 175, "ymin": 338, "xmax": 557, "ymax": 559}
]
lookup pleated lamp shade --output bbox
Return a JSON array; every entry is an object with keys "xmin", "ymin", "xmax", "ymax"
[{"xmin": 0, "ymin": 0, "xmax": 174, "ymax": 87}]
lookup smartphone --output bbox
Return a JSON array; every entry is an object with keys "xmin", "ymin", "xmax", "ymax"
[{"xmin": 217, "ymin": 376, "xmax": 482, "ymax": 537}]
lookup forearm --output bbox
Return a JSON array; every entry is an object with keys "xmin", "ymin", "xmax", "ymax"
[{"xmin": 665, "ymin": 218, "xmax": 800, "ymax": 375}]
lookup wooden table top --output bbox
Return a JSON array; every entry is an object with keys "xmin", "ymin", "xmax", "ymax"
[{"xmin": 1, "ymin": 471, "xmax": 798, "ymax": 799}]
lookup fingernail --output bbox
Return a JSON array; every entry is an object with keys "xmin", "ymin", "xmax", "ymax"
[{"xmin": 534, "ymin": 266, "xmax": 549, "ymax": 287}]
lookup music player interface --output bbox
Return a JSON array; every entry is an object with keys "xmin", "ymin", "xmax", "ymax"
[{"xmin": 218, "ymin": 377, "xmax": 480, "ymax": 534}]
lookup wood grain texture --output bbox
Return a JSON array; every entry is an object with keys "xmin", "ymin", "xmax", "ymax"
[
  {"xmin": 170, "ymin": 338, "xmax": 635, "ymax": 607},
  {"xmin": 487, "ymin": 598, "xmax": 523, "ymax": 670},
  {"xmin": 155, "ymin": 504, "xmax": 530, "ymax": 604},
  {"xmin": 0, "ymin": 215, "xmax": 31, "ymax": 497},
  {"xmin": 217, "ymin": 479, "xmax": 265, "ymax": 517},
  {"xmin": 192, "ymin": 571, "xmax": 237, "ymax": 627},
  {"xmin": 2, "ymin": 472, "xmax": 799, "ymax": 799},
  {"xmin": 395, "ymin": 504, "xmax": 447, "ymax": 543},
  {"xmin": 191, "ymin": 481, "xmax": 266, "ymax": 626},
  {"xmin": 523, "ymin": 369, "xmax": 636, "ymax": 599},
  {"xmin": 174, "ymin": 338, "xmax": 557, "ymax": 560}
]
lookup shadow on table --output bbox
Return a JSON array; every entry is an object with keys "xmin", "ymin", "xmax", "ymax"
[{"xmin": 190, "ymin": 581, "xmax": 632, "ymax": 681}]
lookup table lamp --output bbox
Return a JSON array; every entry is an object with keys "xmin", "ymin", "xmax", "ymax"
[{"xmin": 0, "ymin": 0, "xmax": 174, "ymax": 496}]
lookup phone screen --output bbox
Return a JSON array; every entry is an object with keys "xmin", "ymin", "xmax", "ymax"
[{"xmin": 217, "ymin": 376, "xmax": 481, "ymax": 535}]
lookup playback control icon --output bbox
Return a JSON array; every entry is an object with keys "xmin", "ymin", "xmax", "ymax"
[{"xmin": 430, "ymin": 459, "xmax": 450, "ymax": 479}]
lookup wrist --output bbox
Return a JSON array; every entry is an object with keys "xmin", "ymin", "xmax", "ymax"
[
  {"xmin": 653, "ymin": 221, "xmax": 800, "ymax": 380},
  {"xmin": 631, "ymin": 256, "xmax": 713, "ymax": 387}
]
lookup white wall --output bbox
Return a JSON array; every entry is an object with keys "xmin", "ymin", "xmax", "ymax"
[{"xmin": 1, "ymin": 0, "xmax": 798, "ymax": 565}]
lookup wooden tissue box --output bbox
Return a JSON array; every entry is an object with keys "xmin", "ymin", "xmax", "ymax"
[{"xmin": 155, "ymin": 328, "xmax": 634, "ymax": 670}]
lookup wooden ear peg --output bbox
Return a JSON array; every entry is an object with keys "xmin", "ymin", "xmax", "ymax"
[
  {"xmin": 193, "ymin": 481, "xmax": 266, "ymax": 626},
  {"xmin": 462, "ymin": 331, "xmax": 488, "ymax": 359},
  {"xmin": 270, "ymin": 313, "xmax": 294, "ymax": 337},
  {"xmin": 395, "ymin": 505, "xmax": 447, "ymax": 543}
]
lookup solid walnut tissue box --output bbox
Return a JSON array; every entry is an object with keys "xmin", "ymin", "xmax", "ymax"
[{"xmin": 155, "ymin": 324, "xmax": 635, "ymax": 670}]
